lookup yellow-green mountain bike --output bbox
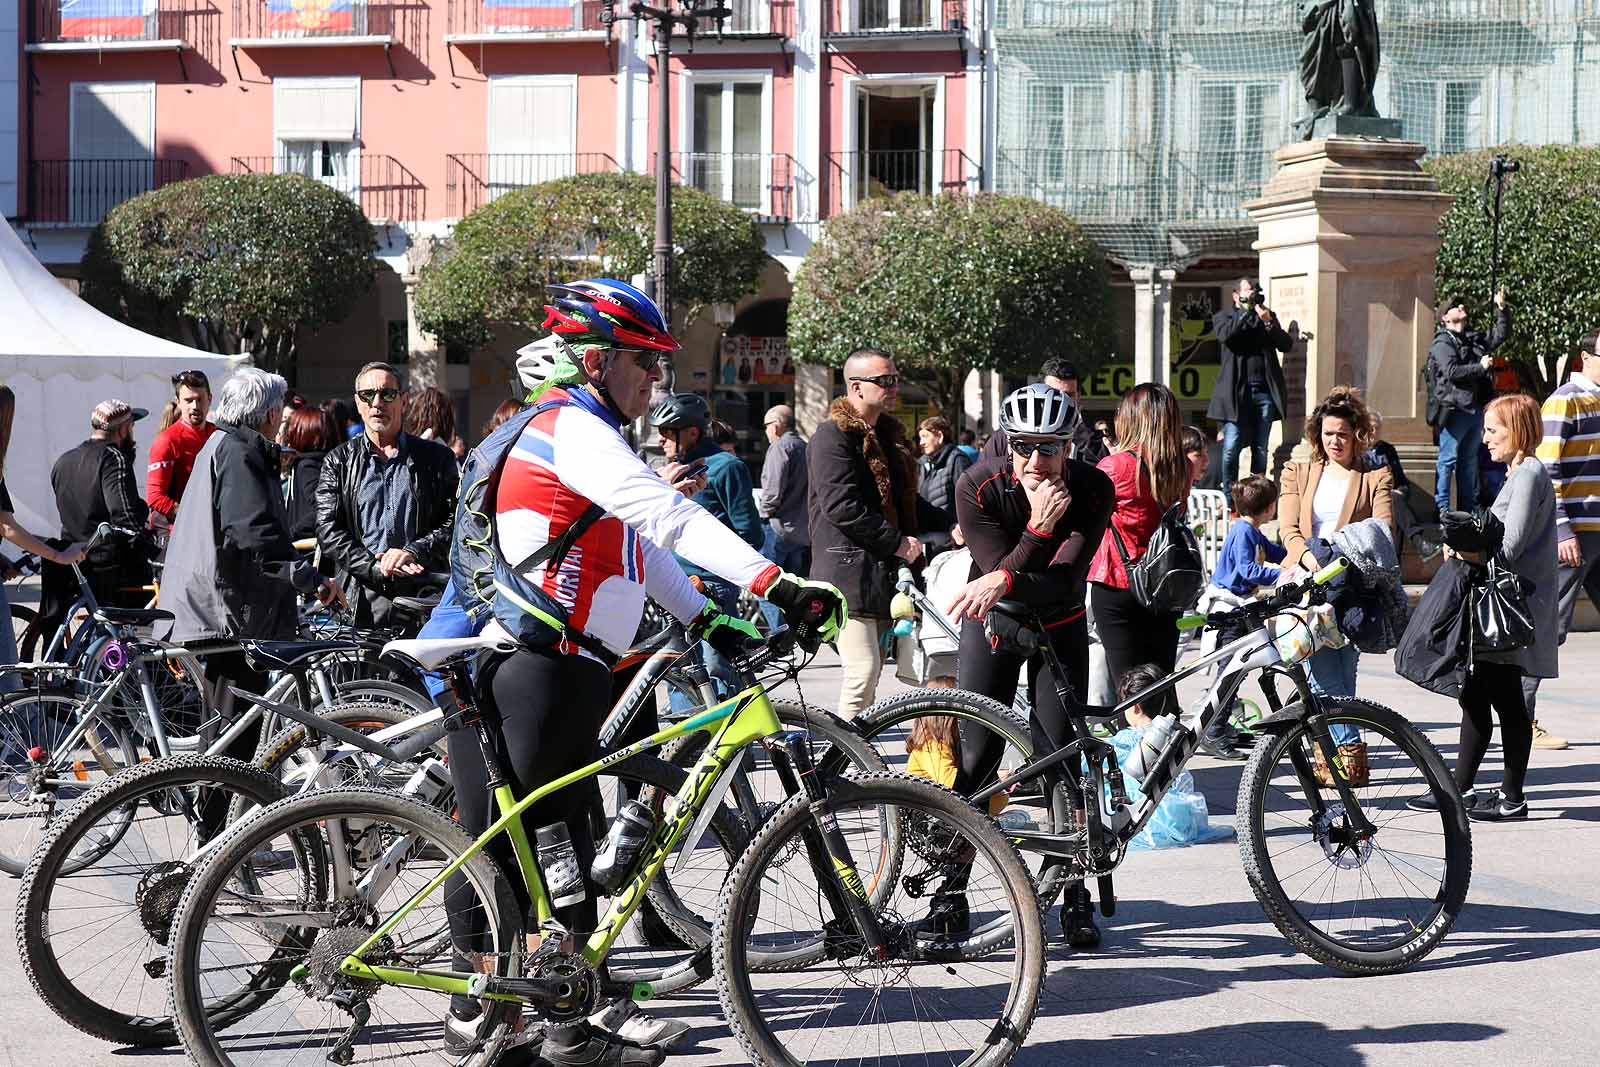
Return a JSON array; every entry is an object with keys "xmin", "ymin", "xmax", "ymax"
[{"xmin": 165, "ymin": 624, "xmax": 1046, "ymax": 1067}]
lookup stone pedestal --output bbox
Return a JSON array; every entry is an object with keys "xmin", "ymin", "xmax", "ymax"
[{"xmin": 1245, "ymin": 137, "xmax": 1454, "ymax": 456}]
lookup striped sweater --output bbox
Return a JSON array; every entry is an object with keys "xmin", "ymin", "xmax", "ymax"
[{"xmin": 1536, "ymin": 373, "xmax": 1600, "ymax": 539}]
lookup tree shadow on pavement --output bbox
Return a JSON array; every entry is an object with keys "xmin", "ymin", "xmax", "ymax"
[{"xmin": 1016, "ymin": 1019, "xmax": 1503, "ymax": 1066}]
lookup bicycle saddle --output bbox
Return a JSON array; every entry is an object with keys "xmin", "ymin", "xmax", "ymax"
[
  {"xmin": 391, "ymin": 595, "xmax": 442, "ymax": 616},
  {"xmin": 383, "ymin": 627, "xmax": 520, "ymax": 673},
  {"xmin": 93, "ymin": 607, "xmax": 174, "ymax": 628},
  {"xmin": 241, "ymin": 638, "xmax": 361, "ymax": 671}
]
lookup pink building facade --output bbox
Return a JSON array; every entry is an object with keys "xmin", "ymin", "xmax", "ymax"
[{"xmin": 8, "ymin": 1, "xmax": 988, "ymax": 436}]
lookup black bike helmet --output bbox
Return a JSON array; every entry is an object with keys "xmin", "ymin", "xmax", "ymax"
[
  {"xmin": 650, "ymin": 393, "xmax": 710, "ymax": 433},
  {"xmin": 1000, "ymin": 383, "xmax": 1080, "ymax": 438}
]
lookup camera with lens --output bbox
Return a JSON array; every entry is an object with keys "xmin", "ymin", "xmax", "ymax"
[
  {"xmin": 1247, "ymin": 291, "xmax": 1266, "ymax": 307},
  {"xmin": 1489, "ymin": 155, "xmax": 1521, "ymax": 177}
]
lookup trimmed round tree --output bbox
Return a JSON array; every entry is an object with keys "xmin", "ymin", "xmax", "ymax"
[
  {"xmin": 415, "ymin": 171, "xmax": 768, "ymax": 352},
  {"xmin": 788, "ymin": 191, "xmax": 1113, "ymax": 420},
  {"xmin": 1428, "ymin": 145, "xmax": 1600, "ymax": 393},
  {"xmin": 81, "ymin": 173, "xmax": 376, "ymax": 374}
]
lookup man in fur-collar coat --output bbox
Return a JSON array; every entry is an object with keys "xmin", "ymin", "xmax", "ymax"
[{"xmin": 807, "ymin": 348, "xmax": 921, "ymax": 717}]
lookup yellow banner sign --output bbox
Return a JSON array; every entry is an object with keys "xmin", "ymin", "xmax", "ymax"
[{"xmin": 1081, "ymin": 363, "xmax": 1220, "ymax": 404}]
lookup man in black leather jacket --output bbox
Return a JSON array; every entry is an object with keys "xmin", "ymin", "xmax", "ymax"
[{"xmin": 315, "ymin": 362, "xmax": 459, "ymax": 628}]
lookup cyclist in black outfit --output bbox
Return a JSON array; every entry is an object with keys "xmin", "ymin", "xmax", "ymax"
[{"xmin": 948, "ymin": 383, "xmax": 1114, "ymax": 946}]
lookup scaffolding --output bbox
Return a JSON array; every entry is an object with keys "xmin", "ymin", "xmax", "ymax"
[{"xmin": 993, "ymin": 0, "xmax": 1600, "ymax": 268}]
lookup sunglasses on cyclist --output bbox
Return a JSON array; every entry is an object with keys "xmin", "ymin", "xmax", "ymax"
[
  {"xmin": 355, "ymin": 388, "xmax": 401, "ymax": 406},
  {"xmin": 171, "ymin": 370, "xmax": 210, "ymax": 391},
  {"xmin": 848, "ymin": 373, "xmax": 900, "ymax": 390},
  {"xmin": 615, "ymin": 347, "xmax": 664, "ymax": 372},
  {"xmin": 1010, "ymin": 439, "xmax": 1066, "ymax": 459}
]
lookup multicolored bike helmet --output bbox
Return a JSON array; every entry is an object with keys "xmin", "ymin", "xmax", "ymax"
[{"xmin": 542, "ymin": 278, "xmax": 680, "ymax": 352}]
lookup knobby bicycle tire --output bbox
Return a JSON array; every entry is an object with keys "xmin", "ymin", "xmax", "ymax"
[
  {"xmin": 713, "ymin": 772, "xmax": 1046, "ymax": 1067},
  {"xmin": 1237, "ymin": 696, "xmax": 1473, "ymax": 975},
  {"xmin": 168, "ymin": 787, "xmax": 526, "ymax": 1067},
  {"xmin": 16, "ymin": 755, "xmax": 287, "ymax": 1046}
]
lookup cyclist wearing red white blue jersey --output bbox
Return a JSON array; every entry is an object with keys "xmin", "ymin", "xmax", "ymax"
[{"xmin": 442, "ymin": 278, "xmax": 844, "ymax": 1065}]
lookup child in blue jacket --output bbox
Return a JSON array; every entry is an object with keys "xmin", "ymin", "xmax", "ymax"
[{"xmin": 1198, "ymin": 475, "xmax": 1287, "ymax": 758}]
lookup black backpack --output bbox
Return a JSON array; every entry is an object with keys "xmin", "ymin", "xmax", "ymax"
[{"xmin": 1111, "ymin": 497, "xmax": 1206, "ymax": 616}]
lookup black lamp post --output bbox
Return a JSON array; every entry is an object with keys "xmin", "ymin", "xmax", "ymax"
[{"xmin": 603, "ymin": 1, "xmax": 734, "ymax": 325}]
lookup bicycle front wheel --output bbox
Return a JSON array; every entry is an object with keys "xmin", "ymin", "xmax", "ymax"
[
  {"xmin": 1238, "ymin": 696, "xmax": 1473, "ymax": 975},
  {"xmin": 715, "ymin": 772, "xmax": 1044, "ymax": 1067}
]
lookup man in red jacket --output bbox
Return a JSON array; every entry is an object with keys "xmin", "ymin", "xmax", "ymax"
[{"xmin": 147, "ymin": 370, "xmax": 216, "ymax": 526}]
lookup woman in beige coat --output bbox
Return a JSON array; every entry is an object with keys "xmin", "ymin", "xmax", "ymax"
[{"xmin": 1277, "ymin": 387, "xmax": 1394, "ymax": 783}]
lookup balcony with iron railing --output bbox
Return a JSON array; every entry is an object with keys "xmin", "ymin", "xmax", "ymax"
[
  {"xmin": 653, "ymin": 152, "xmax": 796, "ymax": 221},
  {"xmin": 27, "ymin": 0, "xmax": 209, "ymax": 53},
  {"xmin": 824, "ymin": 148, "xmax": 980, "ymax": 214},
  {"xmin": 1174, "ymin": 0, "xmax": 1298, "ymax": 31},
  {"xmin": 688, "ymin": 0, "xmax": 796, "ymax": 36},
  {"xmin": 826, "ymin": 1, "xmax": 968, "ymax": 38},
  {"xmin": 230, "ymin": 155, "xmax": 425, "ymax": 221},
  {"xmin": 1383, "ymin": 0, "xmax": 1544, "ymax": 22},
  {"xmin": 993, "ymin": 0, "xmax": 1148, "ymax": 31},
  {"xmin": 994, "ymin": 146, "xmax": 1276, "ymax": 223},
  {"xmin": 446, "ymin": 0, "xmax": 608, "ymax": 41},
  {"xmin": 231, "ymin": 0, "xmax": 409, "ymax": 46},
  {"xmin": 29, "ymin": 158, "xmax": 191, "ymax": 226},
  {"xmin": 444, "ymin": 152, "xmax": 619, "ymax": 217}
]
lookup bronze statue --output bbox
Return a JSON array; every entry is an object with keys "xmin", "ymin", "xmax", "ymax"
[{"xmin": 1297, "ymin": 0, "xmax": 1382, "ymax": 137}]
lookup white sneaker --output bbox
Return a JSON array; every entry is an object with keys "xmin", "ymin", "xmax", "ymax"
[{"xmin": 588, "ymin": 998, "xmax": 690, "ymax": 1051}]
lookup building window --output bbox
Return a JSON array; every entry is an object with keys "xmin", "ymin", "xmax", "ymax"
[
  {"xmin": 856, "ymin": 1, "xmax": 939, "ymax": 31},
  {"xmin": 274, "ymin": 77, "xmax": 360, "ymax": 198},
  {"xmin": 486, "ymin": 75, "xmax": 578, "ymax": 197},
  {"xmin": 1196, "ymin": 81, "xmax": 1281, "ymax": 206},
  {"xmin": 1395, "ymin": 79, "xmax": 1484, "ymax": 156},
  {"xmin": 689, "ymin": 80, "xmax": 766, "ymax": 210},
  {"xmin": 1025, "ymin": 82, "xmax": 1106, "ymax": 192},
  {"xmin": 69, "ymin": 82, "xmax": 156, "ymax": 224}
]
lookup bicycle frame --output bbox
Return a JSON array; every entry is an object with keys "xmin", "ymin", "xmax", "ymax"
[
  {"xmin": 980, "ymin": 611, "xmax": 1374, "ymax": 869},
  {"xmin": 337, "ymin": 682, "xmax": 786, "ymax": 1000}
]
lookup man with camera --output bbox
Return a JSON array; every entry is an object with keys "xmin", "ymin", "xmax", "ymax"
[
  {"xmin": 1209, "ymin": 278, "xmax": 1293, "ymax": 509},
  {"xmin": 1428, "ymin": 289, "xmax": 1510, "ymax": 514}
]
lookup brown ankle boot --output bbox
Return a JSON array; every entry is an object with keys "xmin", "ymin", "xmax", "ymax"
[{"xmin": 1314, "ymin": 741, "xmax": 1369, "ymax": 788}]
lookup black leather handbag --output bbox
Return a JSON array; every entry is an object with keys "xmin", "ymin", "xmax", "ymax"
[{"xmin": 1470, "ymin": 557, "xmax": 1536, "ymax": 654}]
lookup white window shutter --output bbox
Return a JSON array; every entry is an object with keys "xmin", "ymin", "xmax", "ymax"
[{"xmin": 275, "ymin": 81, "xmax": 359, "ymax": 142}]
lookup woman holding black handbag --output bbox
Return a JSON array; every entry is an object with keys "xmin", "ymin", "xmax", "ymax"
[
  {"xmin": 1411, "ymin": 392, "xmax": 1556, "ymax": 821},
  {"xmin": 1087, "ymin": 383, "xmax": 1194, "ymax": 720}
]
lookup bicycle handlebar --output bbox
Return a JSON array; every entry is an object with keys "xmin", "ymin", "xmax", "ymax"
[{"xmin": 1177, "ymin": 555, "xmax": 1351, "ymax": 632}]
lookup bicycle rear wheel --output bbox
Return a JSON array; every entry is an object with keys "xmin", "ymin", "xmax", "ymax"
[
  {"xmin": 714, "ymin": 772, "xmax": 1044, "ymax": 1067},
  {"xmin": 169, "ymin": 787, "xmax": 525, "ymax": 1067},
  {"xmin": 1238, "ymin": 696, "xmax": 1473, "ymax": 974},
  {"xmin": 16, "ymin": 755, "xmax": 286, "ymax": 1046},
  {"xmin": 0, "ymin": 688, "xmax": 140, "ymax": 875}
]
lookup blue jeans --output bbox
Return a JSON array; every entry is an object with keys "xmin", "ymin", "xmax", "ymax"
[
  {"xmin": 1221, "ymin": 382, "xmax": 1279, "ymax": 505},
  {"xmin": 1306, "ymin": 642, "xmax": 1360, "ymax": 745},
  {"xmin": 1435, "ymin": 408, "xmax": 1484, "ymax": 514},
  {"xmin": 669, "ymin": 576, "xmax": 741, "ymax": 713},
  {"xmin": 757, "ymin": 529, "xmax": 809, "ymax": 631},
  {"xmin": 0, "ymin": 579, "xmax": 20, "ymax": 696},
  {"xmin": 415, "ymin": 578, "xmax": 478, "ymax": 702}
]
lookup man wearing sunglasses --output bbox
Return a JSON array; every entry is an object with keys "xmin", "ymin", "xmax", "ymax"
[
  {"xmin": 945, "ymin": 382, "xmax": 1115, "ymax": 948},
  {"xmin": 807, "ymin": 347, "xmax": 922, "ymax": 718},
  {"xmin": 314, "ymin": 361, "xmax": 459, "ymax": 629},
  {"xmin": 147, "ymin": 369, "xmax": 215, "ymax": 528}
]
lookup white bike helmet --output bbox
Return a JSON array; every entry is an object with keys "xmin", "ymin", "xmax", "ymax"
[
  {"xmin": 514, "ymin": 335, "xmax": 562, "ymax": 394},
  {"xmin": 1000, "ymin": 382, "xmax": 1080, "ymax": 438}
]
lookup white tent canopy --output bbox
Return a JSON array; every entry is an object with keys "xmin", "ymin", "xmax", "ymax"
[{"xmin": 0, "ymin": 216, "xmax": 238, "ymax": 538}]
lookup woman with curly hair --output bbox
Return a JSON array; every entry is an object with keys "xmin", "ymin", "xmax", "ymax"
[{"xmin": 1278, "ymin": 386, "xmax": 1395, "ymax": 784}]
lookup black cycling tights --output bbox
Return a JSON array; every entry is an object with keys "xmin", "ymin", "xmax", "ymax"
[
  {"xmin": 953, "ymin": 615, "xmax": 1089, "ymax": 799},
  {"xmin": 445, "ymin": 646, "xmax": 612, "ymax": 1011}
]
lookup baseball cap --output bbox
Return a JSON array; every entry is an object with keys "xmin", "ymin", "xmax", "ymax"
[{"xmin": 90, "ymin": 399, "xmax": 150, "ymax": 431}]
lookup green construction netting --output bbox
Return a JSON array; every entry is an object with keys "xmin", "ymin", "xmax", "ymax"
[{"xmin": 993, "ymin": 0, "xmax": 1595, "ymax": 267}]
